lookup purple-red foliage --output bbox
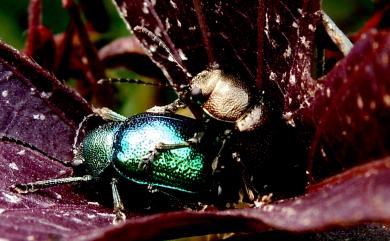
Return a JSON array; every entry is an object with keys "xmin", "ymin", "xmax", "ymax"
[{"xmin": 0, "ymin": 0, "xmax": 389, "ymax": 240}]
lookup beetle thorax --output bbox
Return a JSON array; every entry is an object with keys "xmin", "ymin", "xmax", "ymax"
[
  {"xmin": 81, "ymin": 122, "xmax": 120, "ymax": 177},
  {"xmin": 192, "ymin": 69, "xmax": 252, "ymax": 122}
]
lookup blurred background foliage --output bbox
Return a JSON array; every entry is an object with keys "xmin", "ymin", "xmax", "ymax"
[
  {"xmin": 322, "ymin": 0, "xmax": 374, "ymax": 32},
  {"xmin": 0, "ymin": 0, "xmax": 375, "ymax": 48},
  {"xmin": 0, "ymin": 0, "xmax": 376, "ymax": 116},
  {"xmin": 0, "ymin": 0, "xmax": 172, "ymax": 116},
  {"xmin": 0, "ymin": 0, "xmax": 130, "ymax": 49}
]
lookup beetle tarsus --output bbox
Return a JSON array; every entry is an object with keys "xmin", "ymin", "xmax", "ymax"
[
  {"xmin": 211, "ymin": 130, "xmax": 232, "ymax": 173},
  {"xmin": 93, "ymin": 107, "xmax": 127, "ymax": 122},
  {"xmin": 146, "ymin": 99, "xmax": 186, "ymax": 114},
  {"xmin": 140, "ymin": 139, "xmax": 198, "ymax": 170},
  {"xmin": 10, "ymin": 184, "xmax": 36, "ymax": 194},
  {"xmin": 113, "ymin": 211, "xmax": 126, "ymax": 224},
  {"xmin": 232, "ymin": 152, "xmax": 257, "ymax": 202},
  {"xmin": 111, "ymin": 178, "xmax": 126, "ymax": 224},
  {"xmin": 140, "ymin": 149, "xmax": 159, "ymax": 170}
]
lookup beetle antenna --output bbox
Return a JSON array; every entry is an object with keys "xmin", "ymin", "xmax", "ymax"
[
  {"xmin": 98, "ymin": 78, "xmax": 170, "ymax": 88},
  {"xmin": 72, "ymin": 112, "xmax": 100, "ymax": 156},
  {"xmin": 0, "ymin": 135, "xmax": 69, "ymax": 166},
  {"xmin": 133, "ymin": 26, "xmax": 191, "ymax": 77}
]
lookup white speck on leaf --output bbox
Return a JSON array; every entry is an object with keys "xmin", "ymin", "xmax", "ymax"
[
  {"xmin": 170, "ymin": 0, "xmax": 177, "ymax": 8},
  {"xmin": 384, "ymin": 94, "xmax": 390, "ymax": 107},
  {"xmin": 1, "ymin": 90, "xmax": 8, "ymax": 97},
  {"xmin": 33, "ymin": 113, "xmax": 46, "ymax": 120},
  {"xmin": 289, "ymin": 75, "xmax": 296, "ymax": 85},
  {"xmin": 87, "ymin": 213, "xmax": 96, "ymax": 219},
  {"xmin": 40, "ymin": 92, "xmax": 52, "ymax": 99},
  {"xmin": 2, "ymin": 192, "xmax": 21, "ymax": 203},
  {"xmin": 142, "ymin": 1, "xmax": 149, "ymax": 14},
  {"xmin": 283, "ymin": 46, "xmax": 291, "ymax": 58},
  {"xmin": 357, "ymin": 95, "xmax": 364, "ymax": 109},
  {"xmin": 8, "ymin": 162, "xmax": 19, "ymax": 170}
]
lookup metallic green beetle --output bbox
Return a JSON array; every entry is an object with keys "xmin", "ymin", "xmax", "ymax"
[{"xmin": 12, "ymin": 112, "xmax": 220, "ymax": 223}]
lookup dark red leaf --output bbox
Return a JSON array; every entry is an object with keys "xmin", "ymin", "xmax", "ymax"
[
  {"xmin": 0, "ymin": 40, "xmax": 91, "ymax": 162},
  {"xmin": 0, "ymin": 141, "xmax": 113, "ymax": 240},
  {"xmin": 98, "ymin": 36, "xmax": 166, "ymax": 80},
  {"xmin": 0, "ymin": 40, "xmax": 115, "ymax": 240},
  {"xmin": 221, "ymin": 225, "xmax": 390, "ymax": 241},
  {"xmin": 2, "ymin": 2, "xmax": 390, "ymax": 240},
  {"xmin": 299, "ymin": 30, "xmax": 390, "ymax": 180},
  {"xmin": 261, "ymin": 1, "xmax": 321, "ymax": 118},
  {"xmin": 75, "ymin": 157, "xmax": 390, "ymax": 241}
]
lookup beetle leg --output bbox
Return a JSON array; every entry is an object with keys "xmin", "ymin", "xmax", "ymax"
[
  {"xmin": 133, "ymin": 26, "xmax": 192, "ymax": 78},
  {"xmin": 208, "ymin": 130, "xmax": 257, "ymax": 201},
  {"xmin": 92, "ymin": 107, "xmax": 127, "ymax": 122},
  {"xmin": 236, "ymin": 102, "xmax": 268, "ymax": 132},
  {"xmin": 146, "ymin": 99, "xmax": 186, "ymax": 114},
  {"xmin": 211, "ymin": 137, "xmax": 228, "ymax": 173},
  {"xmin": 111, "ymin": 178, "xmax": 126, "ymax": 224},
  {"xmin": 322, "ymin": 11, "xmax": 353, "ymax": 56},
  {"xmin": 139, "ymin": 149, "xmax": 159, "ymax": 170},
  {"xmin": 11, "ymin": 175, "xmax": 93, "ymax": 193},
  {"xmin": 210, "ymin": 129, "xmax": 232, "ymax": 173},
  {"xmin": 146, "ymin": 185, "xmax": 203, "ymax": 210},
  {"xmin": 139, "ymin": 132, "xmax": 204, "ymax": 170},
  {"xmin": 139, "ymin": 141, "xmax": 192, "ymax": 170},
  {"xmin": 232, "ymin": 152, "xmax": 256, "ymax": 202}
]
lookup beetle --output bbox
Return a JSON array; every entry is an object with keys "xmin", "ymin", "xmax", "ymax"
[
  {"xmin": 9, "ymin": 2, "xmax": 354, "ymax": 224},
  {"xmin": 125, "ymin": 13, "xmax": 354, "ymax": 199},
  {"xmin": 129, "ymin": 26, "xmax": 276, "ymax": 201},
  {"xmin": 11, "ymin": 109, "xmax": 222, "ymax": 223},
  {"xmin": 12, "ymin": 9, "xmax": 352, "ymax": 221}
]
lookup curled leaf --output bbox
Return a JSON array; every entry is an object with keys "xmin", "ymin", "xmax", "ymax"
[
  {"xmin": 300, "ymin": 30, "xmax": 390, "ymax": 179},
  {"xmin": 76, "ymin": 157, "xmax": 390, "ymax": 241}
]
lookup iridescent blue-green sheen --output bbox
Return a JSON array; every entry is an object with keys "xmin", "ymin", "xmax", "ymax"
[
  {"xmin": 82, "ymin": 122, "xmax": 121, "ymax": 176},
  {"xmin": 113, "ymin": 113, "xmax": 210, "ymax": 193}
]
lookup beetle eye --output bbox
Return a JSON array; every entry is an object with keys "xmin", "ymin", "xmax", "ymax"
[
  {"xmin": 191, "ymin": 86, "xmax": 202, "ymax": 96},
  {"xmin": 191, "ymin": 87, "xmax": 206, "ymax": 104}
]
